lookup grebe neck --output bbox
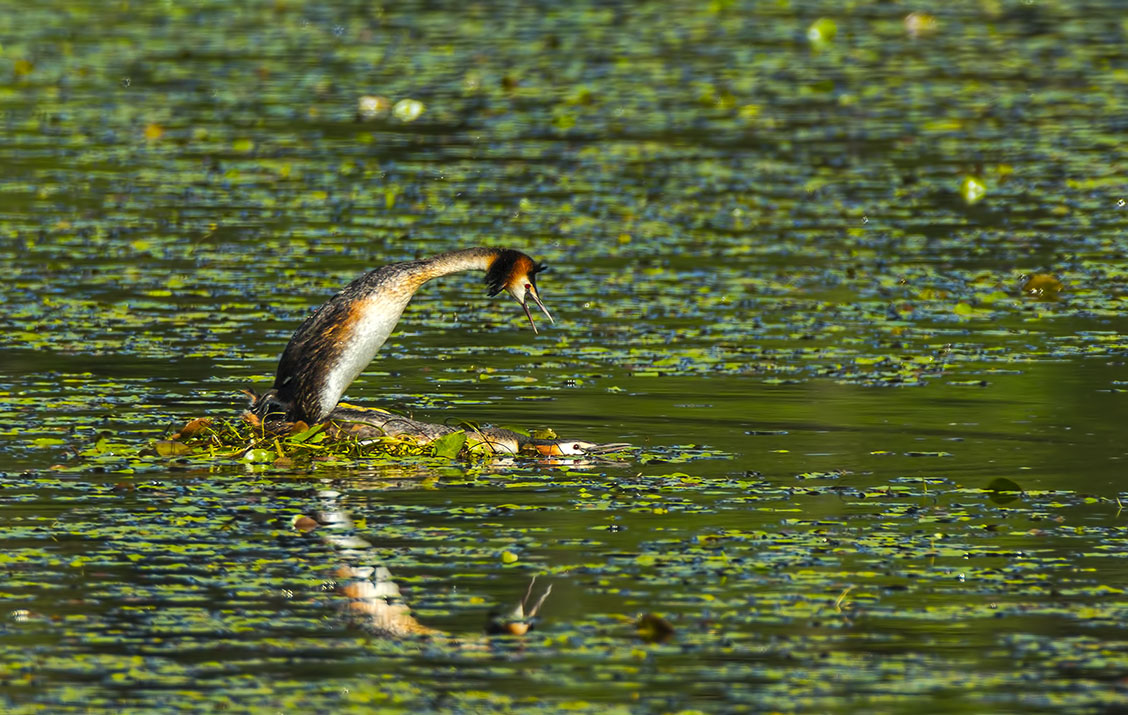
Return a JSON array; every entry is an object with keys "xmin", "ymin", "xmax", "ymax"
[{"xmin": 260, "ymin": 247, "xmax": 507, "ymax": 424}]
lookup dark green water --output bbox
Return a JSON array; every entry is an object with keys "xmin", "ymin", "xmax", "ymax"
[{"xmin": 3, "ymin": 1, "xmax": 1128, "ymax": 712}]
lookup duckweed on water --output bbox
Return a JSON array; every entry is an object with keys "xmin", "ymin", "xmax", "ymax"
[
  {"xmin": 4, "ymin": 464, "xmax": 1128, "ymax": 712},
  {"xmin": 4, "ymin": 0, "xmax": 1128, "ymax": 712}
]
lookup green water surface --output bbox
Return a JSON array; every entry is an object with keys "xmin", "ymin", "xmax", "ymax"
[{"xmin": 2, "ymin": 1, "xmax": 1128, "ymax": 712}]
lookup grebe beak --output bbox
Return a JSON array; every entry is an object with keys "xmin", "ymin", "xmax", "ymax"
[
  {"xmin": 526, "ymin": 440, "xmax": 633, "ymax": 456},
  {"xmin": 516, "ymin": 283, "xmax": 554, "ymax": 334}
]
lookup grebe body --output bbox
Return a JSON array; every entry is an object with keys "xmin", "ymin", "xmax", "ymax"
[
  {"xmin": 256, "ymin": 247, "xmax": 550, "ymax": 426},
  {"xmin": 327, "ymin": 403, "xmax": 620, "ymax": 456}
]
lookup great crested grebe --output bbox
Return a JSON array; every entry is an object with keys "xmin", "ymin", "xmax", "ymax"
[{"xmin": 251, "ymin": 247, "xmax": 619, "ymax": 455}]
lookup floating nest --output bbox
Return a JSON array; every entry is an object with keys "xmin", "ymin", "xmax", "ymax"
[{"xmin": 151, "ymin": 406, "xmax": 629, "ymax": 468}]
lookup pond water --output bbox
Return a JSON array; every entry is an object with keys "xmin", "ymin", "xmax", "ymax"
[{"xmin": 2, "ymin": 0, "xmax": 1128, "ymax": 712}]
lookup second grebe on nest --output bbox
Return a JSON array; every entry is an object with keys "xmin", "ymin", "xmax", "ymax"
[{"xmin": 251, "ymin": 247, "xmax": 620, "ymax": 456}]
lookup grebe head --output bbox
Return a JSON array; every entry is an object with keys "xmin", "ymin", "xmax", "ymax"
[{"xmin": 484, "ymin": 249, "xmax": 554, "ymax": 334}]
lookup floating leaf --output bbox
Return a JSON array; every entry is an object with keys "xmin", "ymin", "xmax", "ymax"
[
  {"xmin": 795, "ymin": 471, "xmax": 844, "ymax": 480},
  {"xmin": 636, "ymin": 613, "xmax": 675, "ymax": 643},
  {"xmin": 288, "ymin": 422, "xmax": 325, "ymax": 443},
  {"xmin": 356, "ymin": 95, "xmax": 390, "ymax": 120},
  {"xmin": 292, "ymin": 515, "xmax": 319, "ymax": 532},
  {"xmin": 987, "ymin": 477, "xmax": 1024, "ymax": 505},
  {"xmin": 807, "ymin": 17, "xmax": 837, "ymax": 46},
  {"xmin": 904, "ymin": 12, "xmax": 939, "ymax": 38},
  {"xmin": 287, "ymin": 420, "xmax": 310, "ymax": 434},
  {"xmin": 431, "ymin": 430, "xmax": 467, "ymax": 459},
  {"xmin": 171, "ymin": 417, "xmax": 212, "ymax": 440},
  {"xmin": 392, "ymin": 98, "xmax": 424, "ymax": 122},
  {"xmin": 242, "ymin": 448, "xmax": 275, "ymax": 463},
  {"xmin": 154, "ymin": 440, "xmax": 192, "ymax": 457},
  {"xmin": 1022, "ymin": 274, "xmax": 1064, "ymax": 300},
  {"xmin": 960, "ymin": 175, "xmax": 987, "ymax": 204}
]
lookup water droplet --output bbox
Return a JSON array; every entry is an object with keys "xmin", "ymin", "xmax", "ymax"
[
  {"xmin": 862, "ymin": 215, "xmax": 869, "ymax": 223},
  {"xmin": 1118, "ymin": 198, "xmax": 1125, "ymax": 208}
]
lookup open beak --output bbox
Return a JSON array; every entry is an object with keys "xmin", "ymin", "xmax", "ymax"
[{"xmin": 518, "ymin": 284, "xmax": 554, "ymax": 334}]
